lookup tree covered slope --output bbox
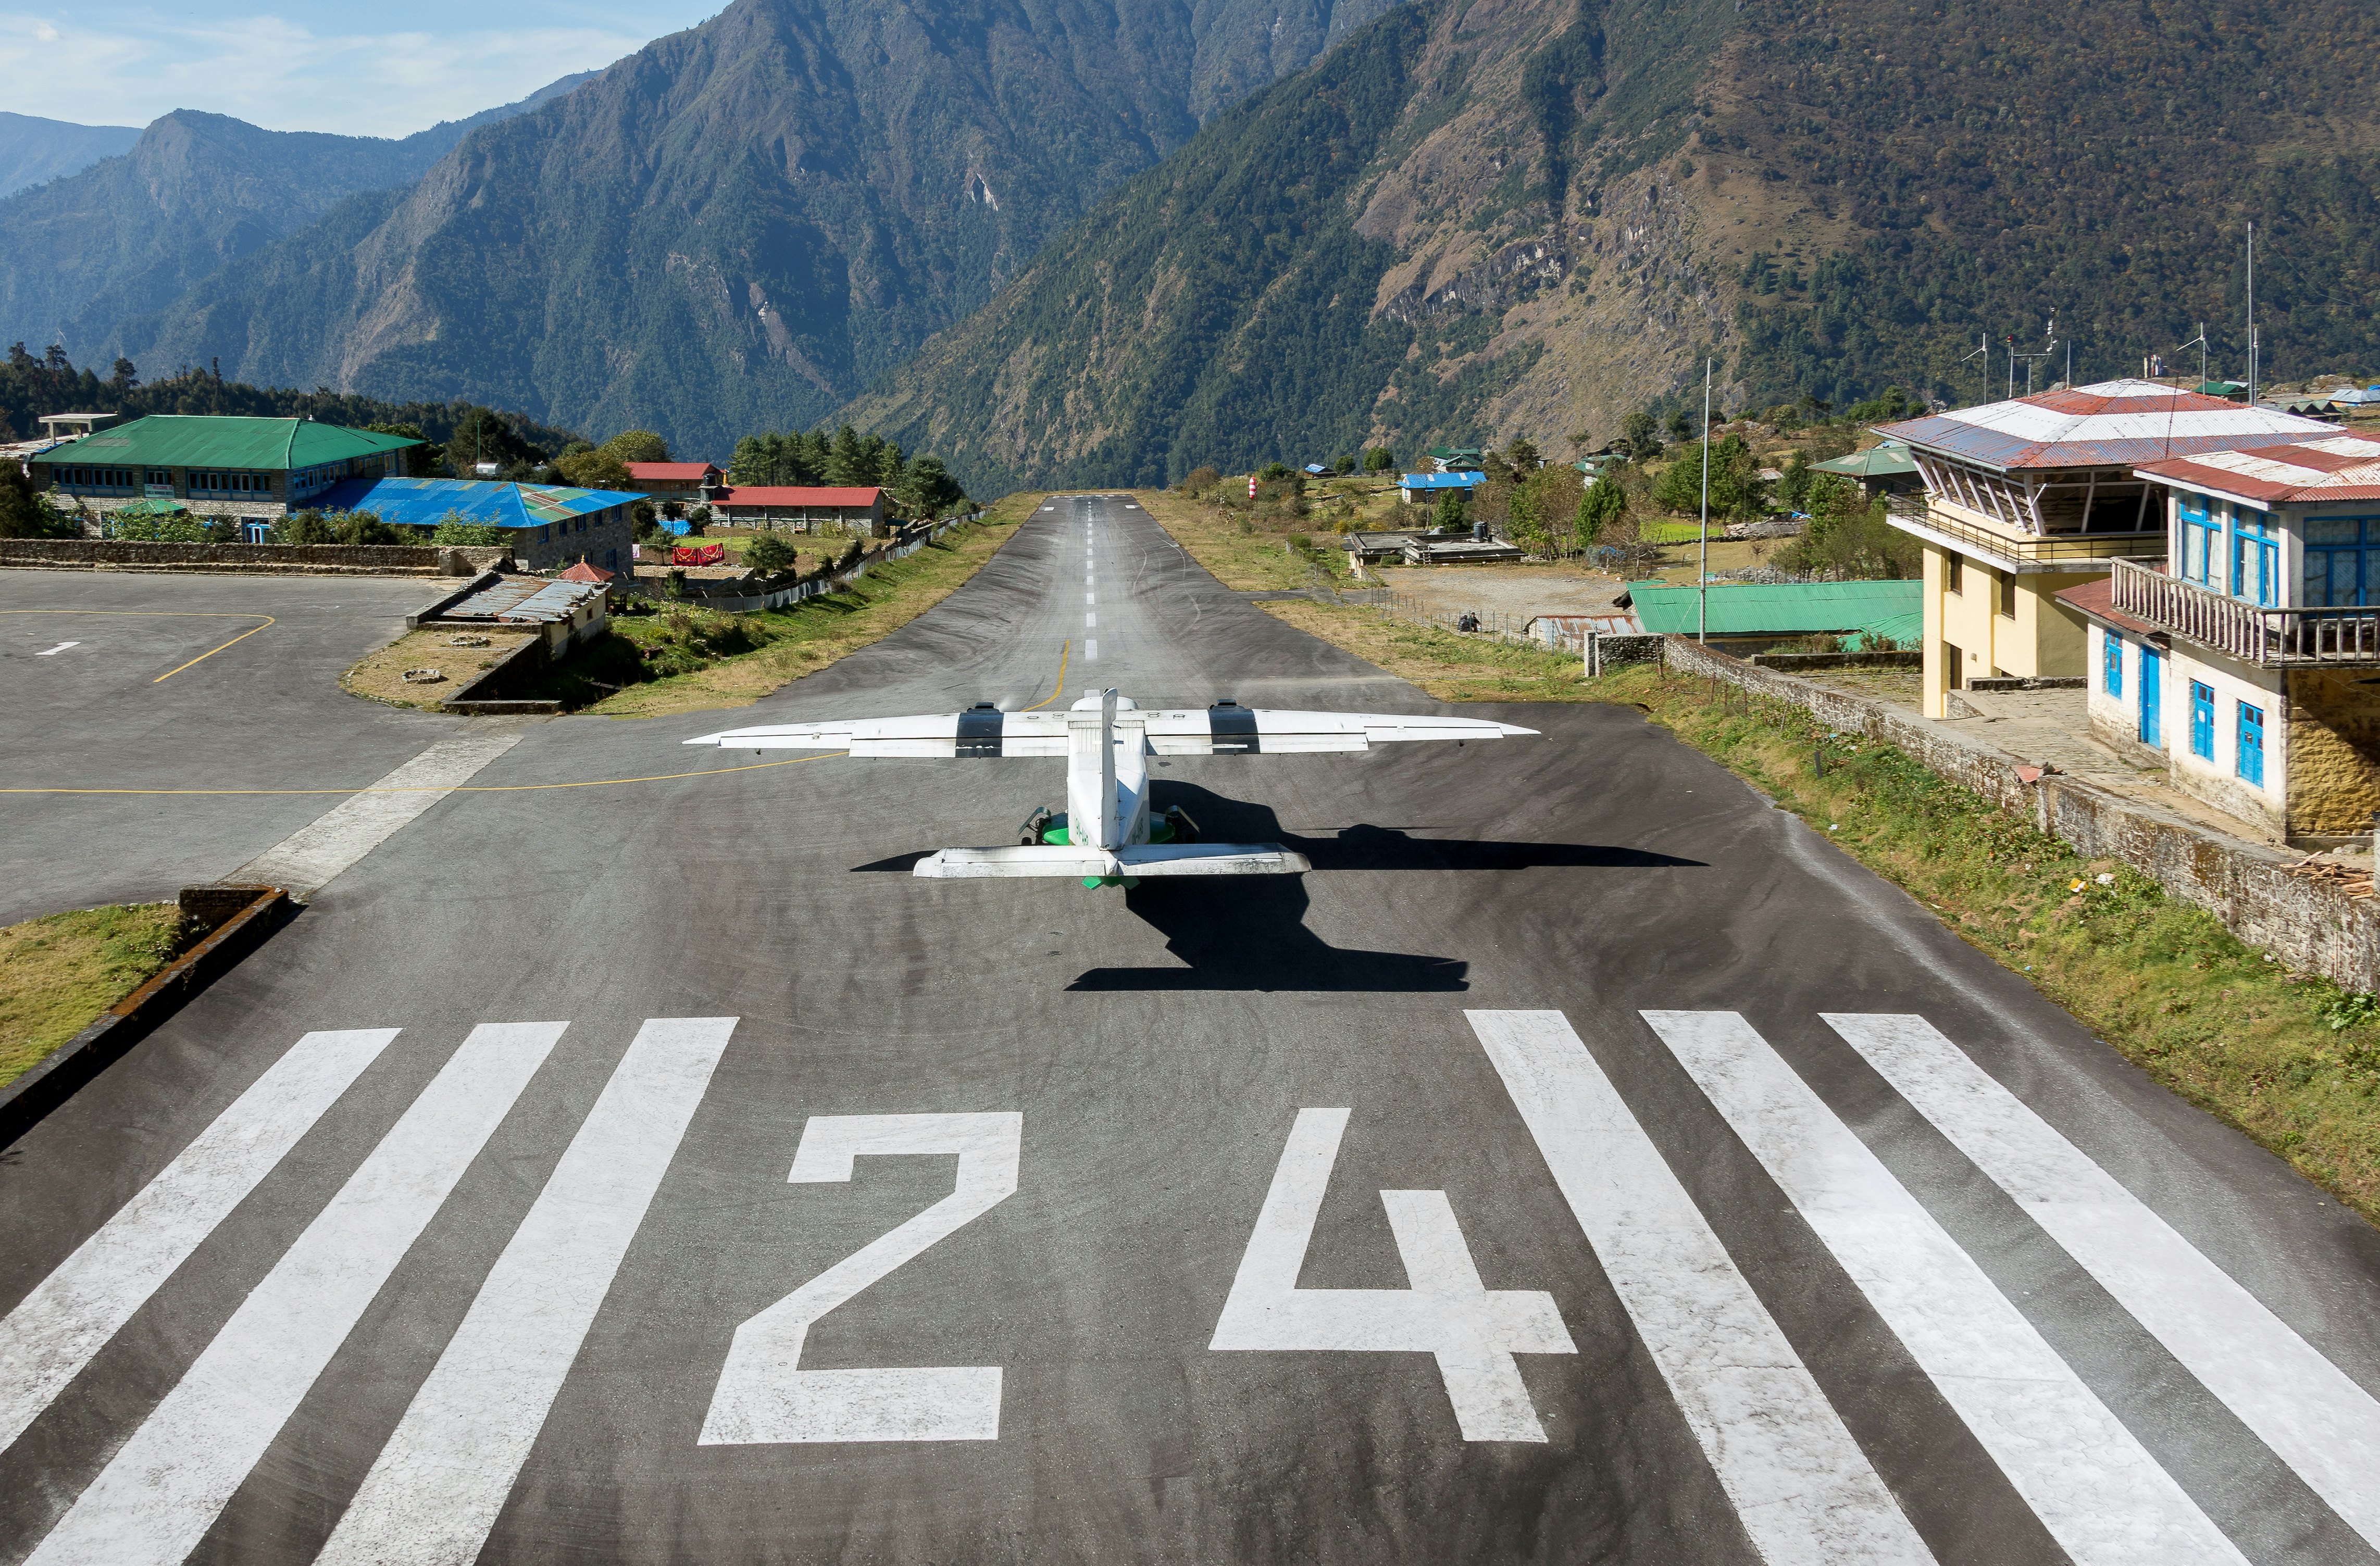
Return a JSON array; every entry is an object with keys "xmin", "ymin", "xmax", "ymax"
[{"xmin": 843, "ymin": 0, "xmax": 2380, "ymax": 491}]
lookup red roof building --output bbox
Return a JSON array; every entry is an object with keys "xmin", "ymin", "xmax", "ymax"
[
  {"xmin": 557, "ymin": 558, "xmax": 617, "ymax": 584},
  {"xmin": 625, "ymin": 461, "xmax": 722, "ymax": 494},
  {"xmin": 714, "ymin": 485, "xmax": 888, "ymax": 534}
]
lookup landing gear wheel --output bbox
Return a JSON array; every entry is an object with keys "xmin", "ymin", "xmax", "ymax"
[
  {"xmin": 1019, "ymin": 807, "xmax": 1055, "ymax": 846},
  {"xmin": 1164, "ymin": 806, "xmax": 1201, "ymax": 845}
]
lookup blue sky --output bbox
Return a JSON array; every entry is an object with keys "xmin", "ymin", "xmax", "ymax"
[{"xmin": 1, "ymin": 2, "xmax": 724, "ymax": 137}]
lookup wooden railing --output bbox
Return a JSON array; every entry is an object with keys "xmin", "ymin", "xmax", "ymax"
[
  {"xmin": 2109, "ymin": 558, "xmax": 2380, "ymax": 665},
  {"xmin": 1883, "ymin": 495, "xmax": 2166, "ymax": 564}
]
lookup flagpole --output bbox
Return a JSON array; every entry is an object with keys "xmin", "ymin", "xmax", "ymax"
[{"xmin": 1698, "ymin": 359, "xmax": 1712, "ymax": 644}]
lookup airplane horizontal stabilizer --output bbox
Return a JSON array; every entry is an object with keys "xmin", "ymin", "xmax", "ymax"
[{"xmin": 688, "ymin": 701, "xmax": 1534, "ymax": 758}]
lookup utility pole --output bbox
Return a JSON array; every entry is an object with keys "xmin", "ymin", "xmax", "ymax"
[
  {"xmin": 2246, "ymin": 221, "xmax": 2258, "ymax": 406},
  {"xmin": 2180, "ymin": 323, "xmax": 2208, "ymax": 393},
  {"xmin": 1699, "ymin": 358, "xmax": 1712, "ymax": 644},
  {"xmin": 1960, "ymin": 335, "xmax": 1987, "ymax": 406}
]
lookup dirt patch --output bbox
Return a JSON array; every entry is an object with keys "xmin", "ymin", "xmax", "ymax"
[
  {"xmin": 1372, "ymin": 564, "xmax": 1626, "ymax": 621},
  {"xmin": 1, "ymin": 903, "xmax": 180, "ymax": 1088},
  {"xmin": 343, "ymin": 627, "xmax": 538, "ymax": 708}
]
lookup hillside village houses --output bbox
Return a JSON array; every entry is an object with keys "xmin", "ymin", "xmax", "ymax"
[
  {"xmin": 314, "ymin": 474, "xmax": 643, "ymax": 572},
  {"xmin": 1873, "ymin": 381, "xmax": 2338, "ymax": 721},
  {"xmin": 625, "ymin": 460, "xmax": 724, "ymax": 498}
]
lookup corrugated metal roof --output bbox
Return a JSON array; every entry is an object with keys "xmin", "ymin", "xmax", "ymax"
[
  {"xmin": 1852, "ymin": 610, "xmax": 1923, "ymax": 647},
  {"xmin": 313, "ymin": 477, "xmax": 639, "ymax": 528},
  {"xmin": 1875, "ymin": 378, "xmax": 2336, "ymax": 472},
  {"xmin": 40, "ymin": 415, "xmax": 417, "ymax": 470},
  {"xmin": 625, "ymin": 462, "xmax": 718, "ymax": 480},
  {"xmin": 439, "ymin": 576, "xmax": 607, "ymax": 624},
  {"xmin": 1399, "ymin": 472, "xmax": 1487, "ymax": 490},
  {"xmin": 1623, "ymin": 579, "xmax": 1919, "ymax": 635},
  {"xmin": 716, "ymin": 486, "xmax": 883, "ymax": 506},
  {"xmin": 2135, "ymin": 435, "xmax": 2380, "ymax": 505}
]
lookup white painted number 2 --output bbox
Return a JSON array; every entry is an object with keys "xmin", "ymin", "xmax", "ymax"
[
  {"xmin": 700, "ymin": 1113, "xmax": 1021, "ymax": 1445},
  {"xmin": 1210, "ymin": 1108, "xmax": 1576, "ymax": 1441}
]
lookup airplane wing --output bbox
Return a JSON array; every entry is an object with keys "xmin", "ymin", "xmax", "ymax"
[
  {"xmin": 687, "ymin": 700, "xmax": 1534, "ymax": 757},
  {"xmin": 1137, "ymin": 702, "xmax": 1537, "ymax": 755},
  {"xmin": 686, "ymin": 707, "xmax": 1071, "ymax": 757}
]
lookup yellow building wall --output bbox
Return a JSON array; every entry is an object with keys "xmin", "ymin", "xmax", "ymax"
[{"xmin": 1921, "ymin": 545, "xmax": 2097, "ymax": 717}]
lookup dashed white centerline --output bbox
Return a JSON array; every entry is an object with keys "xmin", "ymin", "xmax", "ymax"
[
  {"xmin": 1085, "ymin": 612, "xmax": 1096, "ymax": 628},
  {"xmin": 1085, "ymin": 640, "xmax": 1099, "ymax": 660}
]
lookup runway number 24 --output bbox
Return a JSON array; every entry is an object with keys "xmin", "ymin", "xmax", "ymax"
[{"xmin": 696, "ymin": 1108, "xmax": 1573, "ymax": 1446}]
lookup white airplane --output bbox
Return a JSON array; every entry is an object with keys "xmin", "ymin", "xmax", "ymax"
[{"xmin": 685, "ymin": 688, "xmax": 1536, "ymax": 885}]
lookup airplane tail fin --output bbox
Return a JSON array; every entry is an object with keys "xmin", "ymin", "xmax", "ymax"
[{"xmin": 912, "ymin": 844, "xmax": 1312, "ymax": 879}]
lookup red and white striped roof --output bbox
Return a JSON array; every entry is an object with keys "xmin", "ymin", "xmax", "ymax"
[
  {"xmin": 2134, "ymin": 435, "xmax": 2380, "ymax": 506},
  {"xmin": 1875, "ymin": 379, "xmax": 2337, "ymax": 472}
]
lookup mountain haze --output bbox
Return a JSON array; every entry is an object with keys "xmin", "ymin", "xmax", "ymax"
[
  {"xmin": 845, "ymin": 0, "xmax": 2380, "ymax": 491},
  {"xmin": 0, "ymin": 73, "xmax": 594, "ymax": 365},
  {"xmin": 91, "ymin": 0, "xmax": 1398, "ymax": 460},
  {"xmin": 0, "ymin": 113, "xmax": 141, "ymax": 199}
]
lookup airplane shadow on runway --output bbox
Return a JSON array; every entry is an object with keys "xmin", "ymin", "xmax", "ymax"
[{"xmin": 852, "ymin": 783, "xmax": 1701, "ymax": 993}]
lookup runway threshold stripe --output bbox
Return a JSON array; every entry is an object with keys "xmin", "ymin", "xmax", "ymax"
[
  {"xmin": 1641, "ymin": 1011, "xmax": 2247, "ymax": 1566},
  {"xmin": 1466, "ymin": 1012, "xmax": 1932, "ymax": 1566},
  {"xmin": 231, "ymin": 729, "xmax": 526, "ymax": 897},
  {"xmin": 0, "ymin": 1029, "xmax": 402, "ymax": 1456},
  {"xmin": 1823, "ymin": 1012, "xmax": 2380, "ymax": 1548},
  {"xmin": 23, "ymin": 1022, "xmax": 568, "ymax": 1566},
  {"xmin": 316, "ymin": 1018, "xmax": 737, "ymax": 1566}
]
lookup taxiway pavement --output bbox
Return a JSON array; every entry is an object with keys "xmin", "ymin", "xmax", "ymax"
[{"xmin": 3, "ymin": 497, "xmax": 2378, "ymax": 1564}]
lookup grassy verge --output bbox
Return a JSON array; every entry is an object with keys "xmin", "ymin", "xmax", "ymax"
[
  {"xmin": 1132, "ymin": 487, "xmax": 1361, "ymax": 592},
  {"xmin": 342, "ymin": 627, "xmax": 539, "ymax": 709},
  {"xmin": 1, "ymin": 904, "xmax": 181, "ymax": 1089},
  {"xmin": 1242, "ymin": 597, "xmax": 2380, "ymax": 1222},
  {"xmin": 542, "ymin": 507, "xmax": 1032, "ymax": 719}
]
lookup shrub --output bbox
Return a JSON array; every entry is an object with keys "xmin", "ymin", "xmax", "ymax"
[
  {"xmin": 274, "ymin": 509, "xmax": 337, "ymax": 544},
  {"xmin": 332, "ymin": 510, "xmax": 400, "ymax": 546},
  {"xmin": 743, "ymin": 534, "xmax": 799, "ymax": 577},
  {"xmin": 1363, "ymin": 447, "xmax": 1395, "ymax": 473},
  {"xmin": 1257, "ymin": 461, "xmax": 1292, "ymax": 482},
  {"xmin": 108, "ymin": 511, "xmax": 208, "ymax": 542},
  {"xmin": 431, "ymin": 514, "xmax": 506, "ymax": 546},
  {"xmin": 1184, "ymin": 466, "xmax": 1222, "ymax": 493}
]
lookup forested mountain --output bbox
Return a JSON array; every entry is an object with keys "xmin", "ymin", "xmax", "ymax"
[
  {"xmin": 843, "ymin": 0, "xmax": 2380, "ymax": 492},
  {"xmin": 84, "ymin": 0, "xmax": 1395, "ymax": 464},
  {"xmin": 0, "ymin": 73, "xmax": 594, "ymax": 365},
  {"xmin": 0, "ymin": 114, "xmax": 141, "ymax": 199}
]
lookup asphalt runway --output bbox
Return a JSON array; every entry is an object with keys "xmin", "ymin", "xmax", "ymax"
[
  {"xmin": 0, "ymin": 570, "xmax": 462, "ymax": 924},
  {"xmin": 4, "ymin": 496, "xmax": 2379, "ymax": 1564}
]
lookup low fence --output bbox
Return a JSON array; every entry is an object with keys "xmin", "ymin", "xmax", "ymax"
[
  {"xmin": 1658, "ymin": 635, "xmax": 2380, "ymax": 991},
  {"xmin": 0, "ymin": 538, "xmax": 507, "ymax": 576},
  {"xmin": 621, "ymin": 511, "xmax": 982, "ymax": 612}
]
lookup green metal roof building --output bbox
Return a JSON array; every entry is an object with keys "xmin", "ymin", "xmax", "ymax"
[
  {"xmin": 1619, "ymin": 579, "xmax": 1920, "ymax": 647},
  {"xmin": 31, "ymin": 415, "xmax": 422, "ymax": 532},
  {"xmin": 1808, "ymin": 441, "xmax": 1920, "ymax": 499}
]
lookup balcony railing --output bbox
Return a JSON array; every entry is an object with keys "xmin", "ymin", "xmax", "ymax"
[
  {"xmin": 2109, "ymin": 559, "xmax": 2380, "ymax": 665},
  {"xmin": 1884, "ymin": 495, "xmax": 2167, "ymax": 566}
]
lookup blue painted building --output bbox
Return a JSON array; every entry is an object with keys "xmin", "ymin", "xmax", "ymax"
[{"xmin": 1399, "ymin": 471, "xmax": 1487, "ymax": 505}]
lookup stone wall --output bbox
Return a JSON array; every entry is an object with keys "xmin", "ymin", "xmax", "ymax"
[
  {"xmin": 1661, "ymin": 635, "xmax": 2380, "ymax": 992},
  {"xmin": 0, "ymin": 539, "xmax": 507, "ymax": 576},
  {"xmin": 2284, "ymin": 668, "xmax": 2380, "ymax": 838}
]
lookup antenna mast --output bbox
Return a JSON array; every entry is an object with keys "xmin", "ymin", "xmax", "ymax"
[
  {"xmin": 2247, "ymin": 221, "xmax": 2258, "ymax": 405},
  {"xmin": 1959, "ymin": 335, "xmax": 1987, "ymax": 407}
]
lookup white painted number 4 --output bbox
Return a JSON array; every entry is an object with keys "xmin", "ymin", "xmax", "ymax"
[
  {"xmin": 701, "ymin": 1113, "xmax": 1021, "ymax": 1444},
  {"xmin": 1210, "ymin": 1108, "xmax": 1576, "ymax": 1441}
]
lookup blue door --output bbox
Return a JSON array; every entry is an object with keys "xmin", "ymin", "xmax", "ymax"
[
  {"xmin": 2140, "ymin": 647, "xmax": 2163, "ymax": 747},
  {"xmin": 2238, "ymin": 702, "xmax": 2265, "ymax": 786},
  {"xmin": 2189, "ymin": 681, "xmax": 2215, "ymax": 760}
]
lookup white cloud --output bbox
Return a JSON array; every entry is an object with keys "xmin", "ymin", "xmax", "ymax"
[{"xmin": 0, "ymin": 5, "xmax": 719, "ymax": 137}]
